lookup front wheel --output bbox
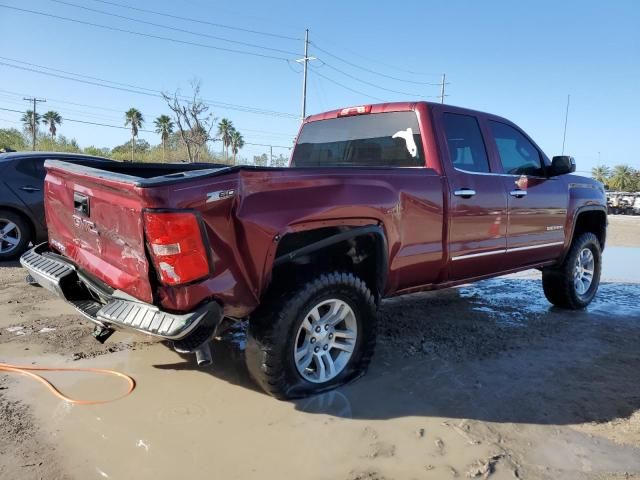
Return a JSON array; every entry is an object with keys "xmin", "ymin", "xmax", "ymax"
[
  {"xmin": 542, "ymin": 232, "xmax": 602, "ymax": 309},
  {"xmin": 245, "ymin": 272, "xmax": 377, "ymax": 399}
]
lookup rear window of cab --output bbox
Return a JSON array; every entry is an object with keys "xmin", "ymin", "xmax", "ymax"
[{"xmin": 291, "ymin": 111, "xmax": 424, "ymax": 168}]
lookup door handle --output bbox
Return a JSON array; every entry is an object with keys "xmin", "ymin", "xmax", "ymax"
[
  {"xmin": 510, "ymin": 189, "xmax": 527, "ymax": 198},
  {"xmin": 454, "ymin": 188, "xmax": 476, "ymax": 198},
  {"xmin": 19, "ymin": 185, "xmax": 41, "ymax": 192}
]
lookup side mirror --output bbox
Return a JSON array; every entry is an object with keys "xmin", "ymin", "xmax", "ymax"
[{"xmin": 549, "ymin": 155, "xmax": 576, "ymax": 177}]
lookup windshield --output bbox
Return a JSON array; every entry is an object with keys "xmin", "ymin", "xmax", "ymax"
[{"xmin": 291, "ymin": 111, "xmax": 424, "ymax": 167}]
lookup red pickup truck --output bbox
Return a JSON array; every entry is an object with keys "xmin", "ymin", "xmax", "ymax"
[{"xmin": 21, "ymin": 102, "xmax": 607, "ymax": 399}]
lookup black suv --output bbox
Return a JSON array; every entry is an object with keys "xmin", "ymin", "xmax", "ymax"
[{"xmin": 0, "ymin": 151, "xmax": 112, "ymax": 260}]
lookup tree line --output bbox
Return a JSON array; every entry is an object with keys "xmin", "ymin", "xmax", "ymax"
[
  {"xmin": 3, "ymin": 82, "xmax": 248, "ymax": 164},
  {"xmin": 591, "ymin": 165, "xmax": 640, "ymax": 192}
]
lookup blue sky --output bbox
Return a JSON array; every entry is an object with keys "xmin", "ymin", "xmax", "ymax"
[{"xmin": 0, "ymin": 0, "xmax": 638, "ymax": 172}]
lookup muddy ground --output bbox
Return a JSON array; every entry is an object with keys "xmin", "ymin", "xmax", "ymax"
[{"xmin": 1, "ymin": 215, "xmax": 639, "ymax": 480}]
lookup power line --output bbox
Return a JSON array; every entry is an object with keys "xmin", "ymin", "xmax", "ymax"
[
  {"xmin": 0, "ymin": 91, "xmax": 297, "ymax": 139},
  {"xmin": 0, "ymin": 4, "xmax": 290, "ymax": 62},
  {"xmin": 245, "ymin": 142, "xmax": 292, "ymax": 149},
  {"xmin": 0, "ymin": 91, "xmax": 124, "ymax": 122},
  {"xmin": 0, "ymin": 107, "xmax": 24, "ymax": 114},
  {"xmin": 0, "ymin": 96, "xmax": 122, "ymax": 123},
  {"xmin": 317, "ymin": 60, "xmax": 440, "ymax": 98},
  {"xmin": 0, "ymin": 59, "xmax": 299, "ymax": 119},
  {"xmin": 310, "ymin": 36, "xmax": 441, "ymax": 77},
  {"xmin": 86, "ymin": 0, "xmax": 301, "ymax": 41},
  {"xmin": 0, "ymin": 106, "xmax": 153, "ymax": 132},
  {"xmin": 0, "ymin": 57, "xmax": 162, "ymax": 96},
  {"xmin": 310, "ymin": 67, "xmax": 386, "ymax": 102},
  {"xmin": 48, "ymin": 0, "xmax": 301, "ymax": 57},
  {"xmin": 240, "ymin": 128, "xmax": 295, "ymax": 138},
  {"xmin": 65, "ymin": 117, "xmax": 155, "ymax": 133},
  {"xmin": 311, "ymin": 42, "xmax": 442, "ymax": 86},
  {"xmin": 53, "ymin": 0, "xmax": 444, "ymax": 100},
  {"xmin": 0, "ymin": 117, "xmax": 21, "ymax": 125},
  {"xmin": 1, "ymin": 92, "xmax": 296, "ymax": 139}
]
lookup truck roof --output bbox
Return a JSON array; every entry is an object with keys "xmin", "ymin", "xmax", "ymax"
[{"xmin": 303, "ymin": 101, "xmax": 511, "ymax": 125}]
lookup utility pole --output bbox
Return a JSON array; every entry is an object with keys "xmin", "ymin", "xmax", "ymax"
[
  {"xmin": 561, "ymin": 94, "xmax": 570, "ymax": 155},
  {"xmin": 269, "ymin": 145, "xmax": 273, "ymax": 166},
  {"xmin": 439, "ymin": 73, "xmax": 446, "ymax": 104},
  {"xmin": 296, "ymin": 29, "xmax": 316, "ymax": 121},
  {"xmin": 23, "ymin": 97, "xmax": 46, "ymax": 151}
]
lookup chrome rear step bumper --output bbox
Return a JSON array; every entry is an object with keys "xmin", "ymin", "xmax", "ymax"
[{"xmin": 20, "ymin": 243, "xmax": 222, "ymax": 341}]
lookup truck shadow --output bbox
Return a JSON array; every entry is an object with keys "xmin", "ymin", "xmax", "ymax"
[{"xmin": 154, "ymin": 278, "xmax": 640, "ymax": 426}]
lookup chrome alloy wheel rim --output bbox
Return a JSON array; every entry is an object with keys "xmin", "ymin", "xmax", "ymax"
[
  {"xmin": 294, "ymin": 298, "xmax": 358, "ymax": 384},
  {"xmin": 0, "ymin": 219, "xmax": 21, "ymax": 254},
  {"xmin": 574, "ymin": 248, "xmax": 595, "ymax": 295}
]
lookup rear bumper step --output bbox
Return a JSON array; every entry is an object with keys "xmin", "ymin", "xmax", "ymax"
[{"xmin": 20, "ymin": 244, "xmax": 222, "ymax": 341}]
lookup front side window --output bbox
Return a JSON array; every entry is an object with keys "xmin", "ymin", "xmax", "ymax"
[
  {"xmin": 488, "ymin": 121, "xmax": 544, "ymax": 176},
  {"xmin": 291, "ymin": 111, "xmax": 424, "ymax": 168},
  {"xmin": 442, "ymin": 113, "xmax": 490, "ymax": 173}
]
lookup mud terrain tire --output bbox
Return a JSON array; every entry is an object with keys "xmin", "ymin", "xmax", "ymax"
[
  {"xmin": 542, "ymin": 232, "xmax": 602, "ymax": 309},
  {"xmin": 245, "ymin": 272, "xmax": 377, "ymax": 399}
]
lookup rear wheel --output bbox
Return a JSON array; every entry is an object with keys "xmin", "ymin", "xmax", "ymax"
[
  {"xmin": 245, "ymin": 272, "xmax": 377, "ymax": 399},
  {"xmin": 542, "ymin": 232, "xmax": 602, "ymax": 309},
  {"xmin": 0, "ymin": 210, "xmax": 31, "ymax": 261}
]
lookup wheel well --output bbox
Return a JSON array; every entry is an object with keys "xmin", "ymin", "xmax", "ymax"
[
  {"xmin": 269, "ymin": 226, "xmax": 387, "ymax": 303},
  {"xmin": 573, "ymin": 209, "xmax": 607, "ymax": 249},
  {"xmin": 0, "ymin": 206, "xmax": 36, "ymax": 242}
]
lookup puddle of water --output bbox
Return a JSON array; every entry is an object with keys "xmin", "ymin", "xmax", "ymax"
[
  {"xmin": 457, "ymin": 247, "xmax": 640, "ymax": 324},
  {"xmin": 602, "ymin": 246, "xmax": 640, "ymax": 282},
  {"xmin": 460, "ymin": 278, "xmax": 550, "ymax": 325}
]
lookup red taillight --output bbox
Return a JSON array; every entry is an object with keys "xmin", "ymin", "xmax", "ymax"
[
  {"xmin": 337, "ymin": 105, "xmax": 372, "ymax": 117},
  {"xmin": 143, "ymin": 211, "xmax": 210, "ymax": 286}
]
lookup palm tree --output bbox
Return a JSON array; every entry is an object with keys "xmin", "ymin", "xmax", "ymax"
[
  {"xmin": 154, "ymin": 115, "xmax": 174, "ymax": 161},
  {"xmin": 591, "ymin": 165, "xmax": 610, "ymax": 185},
  {"xmin": 42, "ymin": 111, "xmax": 63, "ymax": 140},
  {"xmin": 21, "ymin": 110, "xmax": 41, "ymax": 137},
  {"xmin": 217, "ymin": 118, "xmax": 234, "ymax": 162},
  {"xmin": 230, "ymin": 130, "xmax": 244, "ymax": 164},
  {"xmin": 610, "ymin": 165, "xmax": 637, "ymax": 192},
  {"xmin": 124, "ymin": 108, "xmax": 144, "ymax": 161}
]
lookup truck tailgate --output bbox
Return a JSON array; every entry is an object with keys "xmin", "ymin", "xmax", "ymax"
[{"xmin": 44, "ymin": 163, "xmax": 153, "ymax": 303}]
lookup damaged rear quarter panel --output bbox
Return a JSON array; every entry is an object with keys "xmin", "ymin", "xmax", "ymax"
[{"xmin": 148, "ymin": 167, "xmax": 445, "ymax": 317}]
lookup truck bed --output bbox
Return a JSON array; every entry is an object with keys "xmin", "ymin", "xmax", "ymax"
[{"xmin": 46, "ymin": 159, "xmax": 238, "ymax": 187}]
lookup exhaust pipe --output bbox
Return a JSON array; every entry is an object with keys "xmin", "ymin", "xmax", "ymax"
[{"xmin": 194, "ymin": 342, "xmax": 213, "ymax": 367}]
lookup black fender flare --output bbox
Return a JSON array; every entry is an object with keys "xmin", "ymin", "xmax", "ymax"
[
  {"xmin": 273, "ymin": 224, "xmax": 389, "ymax": 300},
  {"xmin": 559, "ymin": 205, "xmax": 607, "ymax": 264},
  {"xmin": 569, "ymin": 205, "xmax": 608, "ymax": 241}
]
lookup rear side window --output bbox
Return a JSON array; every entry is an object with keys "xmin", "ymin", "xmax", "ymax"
[
  {"xmin": 488, "ymin": 121, "xmax": 544, "ymax": 176},
  {"xmin": 291, "ymin": 111, "xmax": 424, "ymax": 167},
  {"xmin": 442, "ymin": 113, "xmax": 490, "ymax": 173},
  {"xmin": 13, "ymin": 158, "xmax": 44, "ymax": 178}
]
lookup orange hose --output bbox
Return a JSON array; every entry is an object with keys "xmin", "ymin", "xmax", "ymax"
[{"xmin": 0, "ymin": 362, "xmax": 136, "ymax": 405}]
